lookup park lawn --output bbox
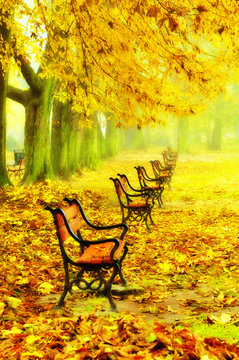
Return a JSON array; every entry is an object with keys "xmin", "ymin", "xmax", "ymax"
[{"xmin": 1, "ymin": 148, "xmax": 239, "ymax": 359}]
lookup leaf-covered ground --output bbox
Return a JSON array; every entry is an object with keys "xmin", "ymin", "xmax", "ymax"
[{"xmin": 1, "ymin": 148, "xmax": 239, "ymax": 359}]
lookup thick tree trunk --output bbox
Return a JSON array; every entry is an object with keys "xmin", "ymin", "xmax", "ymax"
[
  {"xmin": 177, "ymin": 118, "xmax": 189, "ymax": 154},
  {"xmin": 51, "ymin": 100, "xmax": 73, "ymax": 178},
  {"xmin": 23, "ymin": 78, "xmax": 54, "ymax": 183},
  {"xmin": 97, "ymin": 119, "xmax": 106, "ymax": 159},
  {"xmin": 0, "ymin": 14, "xmax": 11, "ymax": 186},
  {"xmin": 78, "ymin": 113, "xmax": 99, "ymax": 170},
  {"xmin": 105, "ymin": 113, "xmax": 119, "ymax": 157},
  {"xmin": 69, "ymin": 114, "xmax": 79, "ymax": 174}
]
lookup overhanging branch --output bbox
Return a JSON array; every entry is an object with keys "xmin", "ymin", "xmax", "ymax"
[{"xmin": 7, "ymin": 86, "xmax": 29, "ymax": 106}]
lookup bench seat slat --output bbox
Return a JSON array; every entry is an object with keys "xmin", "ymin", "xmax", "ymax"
[
  {"xmin": 129, "ymin": 202, "xmax": 147, "ymax": 208},
  {"xmin": 77, "ymin": 239, "xmax": 126, "ymax": 265},
  {"xmin": 145, "ymin": 185, "xmax": 161, "ymax": 190}
]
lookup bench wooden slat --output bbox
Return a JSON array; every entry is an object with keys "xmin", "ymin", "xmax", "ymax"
[
  {"xmin": 77, "ymin": 239, "xmax": 126, "ymax": 265},
  {"xmin": 57, "ymin": 211, "xmax": 81, "ymax": 243}
]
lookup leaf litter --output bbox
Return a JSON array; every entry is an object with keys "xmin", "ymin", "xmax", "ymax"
[{"xmin": 1, "ymin": 149, "xmax": 239, "ymax": 358}]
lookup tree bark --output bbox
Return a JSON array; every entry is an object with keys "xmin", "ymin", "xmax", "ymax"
[
  {"xmin": 51, "ymin": 100, "xmax": 78, "ymax": 178},
  {"xmin": 97, "ymin": 118, "xmax": 106, "ymax": 159},
  {"xmin": 8, "ymin": 56, "xmax": 55, "ymax": 183},
  {"xmin": 0, "ymin": 12, "xmax": 11, "ymax": 186},
  {"xmin": 78, "ymin": 113, "xmax": 99, "ymax": 170},
  {"xmin": 105, "ymin": 112, "xmax": 119, "ymax": 157},
  {"xmin": 51, "ymin": 100, "xmax": 71, "ymax": 177}
]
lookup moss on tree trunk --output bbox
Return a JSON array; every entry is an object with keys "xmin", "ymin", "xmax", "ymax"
[
  {"xmin": 23, "ymin": 78, "xmax": 54, "ymax": 184},
  {"xmin": 51, "ymin": 100, "xmax": 78, "ymax": 178},
  {"xmin": 105, "ymin": 113, "xmax": 119, "ymax": 157},
  {"xmin": 97, "ymin": 119, "xmax": 106, "ymax": 159},
  {"xmin": 0, "ymin": 15, "xmax": 11, "ymax": 186},
  {"xmin": 78, "ymin": 113, "xmax": 99, "ymax": 170}
]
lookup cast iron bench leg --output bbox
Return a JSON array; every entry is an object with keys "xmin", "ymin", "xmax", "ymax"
[
  {"xmin": 145, "ymin": 212, "xmax": 151, "ymax": 232},
  {"xmin": 98, "ymin": 268, "xmax": 118, "ymax": 311},
  {"xmin": 149, "ymin": 209, "xmax": 155, "ymax": 225},
  {"xmin": 56, "ymin": 262, "xmax": 70, "ymax": 308}
]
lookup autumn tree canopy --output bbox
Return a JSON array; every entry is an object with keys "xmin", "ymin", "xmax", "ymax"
[
  {"xmin": 1, "ymin": 0, "xmax": 239, "ymax": 185},
  {"xmin": 4, "ymin": 0, "xmax": 238, "ymax": 124}
]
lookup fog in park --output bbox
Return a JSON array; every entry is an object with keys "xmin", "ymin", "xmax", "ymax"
[{"xmin": 6, "ymin": 82, "xmax": 239, "ymax": 165}]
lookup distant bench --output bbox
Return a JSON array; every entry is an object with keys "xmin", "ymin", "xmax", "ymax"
[
  {"xmin": 7, "ymin": 148, "xmax": 25, "ymax": 179},
  {"xmin": 110, "ymin": 174, "xmax": 155, "ymax": 232},
  {"xmin": 7, "ymin": 158, "xmax": 25, "ymax": 179},
  {"xmin": 46, "ymin": 198, "xmax": 128, "ymax": 311}
]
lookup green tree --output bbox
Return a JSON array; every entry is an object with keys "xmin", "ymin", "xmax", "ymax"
[
  {"xmin": 78, "ymin": 112, "xmax": 99, "ymax": 170},
  {"xmin": 7, "ymin": 56, "xmax": 55, "ymax": 183},
  {"xmin": 0, "ymin": 10, "xmax": 11, "ymax": 186}
]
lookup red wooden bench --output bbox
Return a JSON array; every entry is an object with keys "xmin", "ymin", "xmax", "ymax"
[
  {"xmin": 110, "ymin": 175, "xmax": 154, "ymax": 232},
  {"xmin": 162, "ymin": 148, "xmax": 177, "ymax": 169},
  {"xmin": 135, "ymin": 166, "xmax": 165, "ymax": 207},
  {"xmin": 7, "ymin": 158, "xmax": 25, "ymax": 179},
  {"xmin": 45, "ymin": 198, "xmax": 128, "ymax": 311},
  {"xmin": 150, "ymin": 160, "xmax": 173, "ymax": 189}
]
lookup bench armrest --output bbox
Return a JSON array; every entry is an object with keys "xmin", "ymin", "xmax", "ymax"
[
  {"xmin": 117, "ymin": 173, "xmax": 144, "ymax": 193},
  {"xmin": 63, "ymin": 198, "xmax": 128, "ymax": 239}
]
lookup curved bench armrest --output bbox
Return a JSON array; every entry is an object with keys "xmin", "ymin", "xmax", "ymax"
[{"xmin": 63, "ymin": 198, "xmax": 128, "ymax": 239}]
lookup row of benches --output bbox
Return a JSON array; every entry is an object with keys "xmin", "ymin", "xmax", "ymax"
[
  {"xmin": 45, "ymin": 147, "xmax": 177, "ymax": 311},
  {"xmin": 110, "ymin": 147, "xmax": 177, "ymax": 232}
]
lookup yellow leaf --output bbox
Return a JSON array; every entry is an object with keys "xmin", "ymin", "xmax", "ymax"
[
  {"xmin": 26, "ymin": 334, "xmax": 41, "ymax": 345},
  {"xmin": 38, "ymin": 282, "xmax": 54, "ymax": 294},
  {"xmin": 20, "ymin": 351, "xmax": 44, "ymax": 359},
  {"xmin": 217, "ymin": 292, "xmax": 224, "ymax": 302},
  {"xmin": 0, "ymin": 302, "xmax": 5, "ymax": 315},
  {"xmin": 7, "ymin": 296, "xmax": 22, "ymax": 309}
]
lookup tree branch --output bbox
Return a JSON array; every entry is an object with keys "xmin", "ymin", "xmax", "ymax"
[
  {"xmin": 7, "ymin": 85, "xmax": 29, "ymax": 106},
  {"xmin": 14, "ymin": 53, "xmax": 42, "ymax": 93}
]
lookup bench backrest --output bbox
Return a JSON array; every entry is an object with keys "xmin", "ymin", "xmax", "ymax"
[
  {"xmin": 150, "ymin": 160, "xmax": 158, "ymax": 178},
  {"xmin": 150, "ymin": 160, "xmax": 170, "ymax": 177},
  {"xmin": 19, "ymin": 158, "xmax": 25, "ymax": 168},
  {"xmin": 118, "ymin": 175, "xmax": 128, "ymax": 192},
  {"xmin": 56, "ymin": 204, "xmax": 81, "ymax": 243},
  {"xmin": 14, "ymin": 149, "xmax": 24, "ymax": 165},
  {"xmin": 46, "ymin": 201, "xmax": 87, "ymax": 264},
  {"xmin": 135, "ymin": 166, "xmax": 147, "ymax": 189},
  {"xmin": 162, "ymin": 151, "xmax": 176, "ymax": 167},
  {"xmin": 110, "ymin": 178, "xmax": 128, "ymax": 207}
]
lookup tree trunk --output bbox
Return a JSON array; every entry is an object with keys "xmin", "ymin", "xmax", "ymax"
[
  {"xmin": 22, "ymin": 79, "xmax": 54, "ymax": 183},
  {"xmin": 69, "ymin": 113, "xmax": 79, "ymax": 174},
  {"xmin": 97, "ymin": 119, "xmax": 106, "ymax": 159},
  {"xmin": 78, "ymin": 113, "xmax": 99, "ymax": 170},
  {"xmin": 210, "ymin": 117, "xmax": 222, "ymax": 151},
  {"xmin": 0, "ymin": 13, "xmax": 11, "ymax": 186},
  {"xmin": 105, "ymin": 113, "xmax": 119, "ymax": 157},
  {"xmin": 177, "ymin": 118, "xmax": 189, "ymax": 154},
  {"xmin": 51, "ymin": 100, "xmax": 73, "ymax": 178}
]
